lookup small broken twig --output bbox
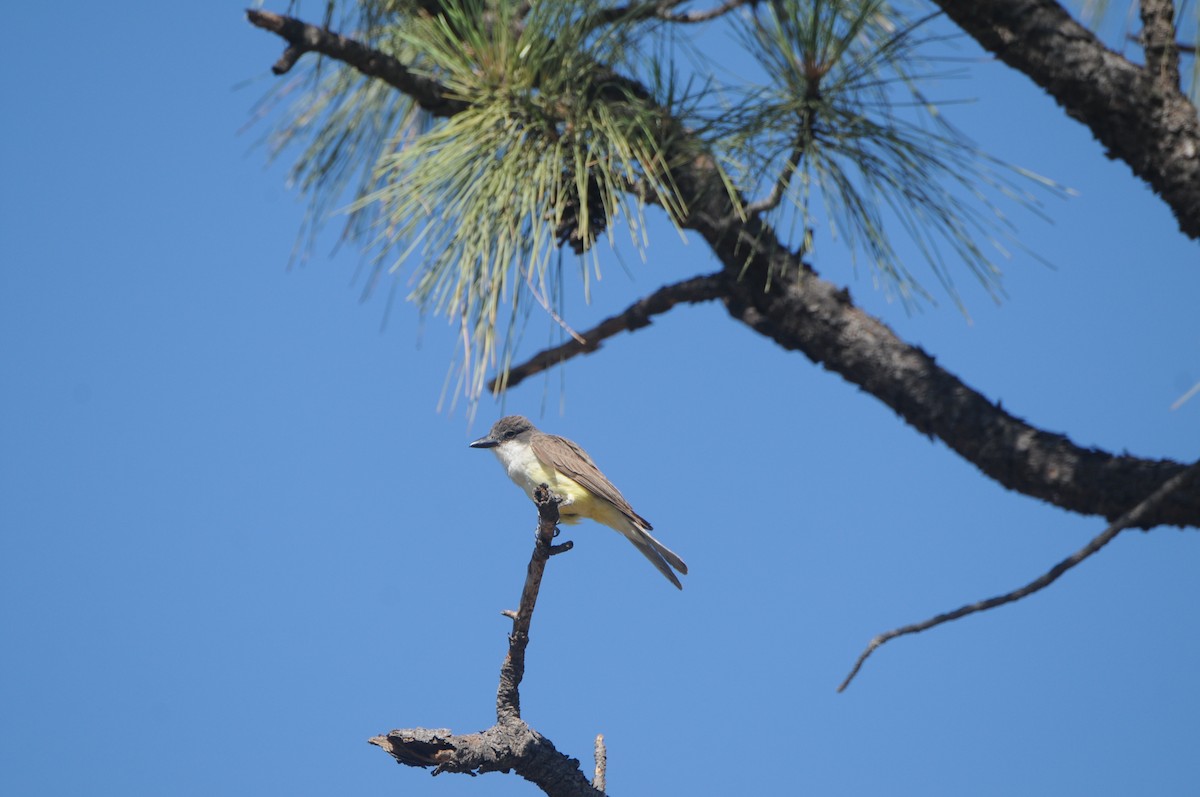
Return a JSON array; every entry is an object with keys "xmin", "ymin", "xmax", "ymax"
[{"xmin": 593, "ymin": 734, "xmax": 607, "ymax": 792}]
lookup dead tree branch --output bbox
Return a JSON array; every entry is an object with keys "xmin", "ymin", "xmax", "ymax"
[
  {"xmin": 837, "ymin": 457, "xmax": 1200, "ymax": 692},
  {"xmin": 370, "ymin": 488, "xmax": 600, "ymax": 796},
  {"xmin": 497, "ymin": 486, "xmax": 573, "ymax": 723}
]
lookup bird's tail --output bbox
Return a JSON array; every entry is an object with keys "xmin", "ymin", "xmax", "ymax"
[{"xmin": 623, "ymin": 524, "xmax": 688, "ymax": 590}]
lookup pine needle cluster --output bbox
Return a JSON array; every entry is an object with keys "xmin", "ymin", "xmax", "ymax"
[{"xmin": 259, "ymin": 0, "xmax": 1066, "ymax": 401}]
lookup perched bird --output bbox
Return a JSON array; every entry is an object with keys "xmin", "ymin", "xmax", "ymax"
[{"xmin": 470, "ymin": 415, "xmax": 688, "ymax": 589}]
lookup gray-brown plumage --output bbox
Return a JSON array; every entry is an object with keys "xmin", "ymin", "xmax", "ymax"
[{"xmin": 470, "ymin": 416, "xmax": 688, "ymax": 588}]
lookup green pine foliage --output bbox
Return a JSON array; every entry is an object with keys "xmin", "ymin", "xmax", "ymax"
[
  {"xmin": 725, "ymin": 0, "xmax": 1062, "ymax": 305},
  {"xmin": 352, "ymin": 1, "xmax": 691, "ymax": 400},
  {"xmin": 259, "ymin": 0, "xmax": 1067, "ymax": 404}
]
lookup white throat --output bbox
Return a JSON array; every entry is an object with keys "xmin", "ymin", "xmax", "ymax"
[{"xmin": 492, "ymin": 439, "xmax": 547, "ymax": 499}]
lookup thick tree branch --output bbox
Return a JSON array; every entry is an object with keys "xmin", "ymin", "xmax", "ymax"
[
  {"xmin": 837, "ymin": 457, "xmax": 1200, "ymax": 691},
  {"xmin": 370, "ymin": 722, "xmax": 600, "ymax": 795},
  {"xmin": 929, "ymin": 0, "xmax": 1200, "ymax": 238},
  {"xmin": 371, "ymin": 488, "xmax": 600, "ymax": 796},
  {"xmin": 692, "ymin": 205, "xmax": 1198, "ymax": 528},
  {"xmin": 489, "ymin": 272, "xmax": 729, "ymax": 392},
  {"xmin": 247, "ymin": 12, "xmax": 1200, "ymax": 528},
  {"xmin": 245, "ymin": 9, "xmax": 466, "ymax": 117}
]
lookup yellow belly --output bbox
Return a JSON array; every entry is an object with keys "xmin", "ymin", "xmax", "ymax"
[{"xmin": 504, "ymin": 457, "xmax": 624, "ymax": 530}]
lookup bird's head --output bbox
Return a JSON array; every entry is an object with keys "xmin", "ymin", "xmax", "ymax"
[{"xmin": 469, "ymin": 415, "xmax": 536, "ymax": 450}]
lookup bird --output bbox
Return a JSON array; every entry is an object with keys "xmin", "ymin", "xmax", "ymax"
[{"xmin": 469, "ymin": 415, "xmax": 688, "ymax": 589}]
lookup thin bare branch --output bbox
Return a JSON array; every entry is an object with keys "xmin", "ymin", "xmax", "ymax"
[
  {"xmin": 497, "ymin": 486, "xmax": 570, "ymax": 722},
  {"xmin": 837, "ymin": 457, "xmax": 1200, "ymax": 692},
  {"xmin": 489, "ymin": 272, "xmax": 728, "ymax": 393}
]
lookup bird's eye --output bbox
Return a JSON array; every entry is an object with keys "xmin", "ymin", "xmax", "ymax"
[{"xmin": 504, "ymin": 430, "xmax": 516, "ymax": 439}]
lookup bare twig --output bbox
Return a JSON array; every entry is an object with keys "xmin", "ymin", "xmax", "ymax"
[
  {"xmin": 488, "ymin": 272, "xmax": 728, "ymax": 393},
  {"xmin": 838, "ymin": 458, "xmax": 1200, "ymax": 692},
  {"xmin": 498, "ymin": 485, "xmax": 569, "ymax": 721},
  {"xmin": 593, "ymin": 734, "xmax": 607, "ymax": 792}
]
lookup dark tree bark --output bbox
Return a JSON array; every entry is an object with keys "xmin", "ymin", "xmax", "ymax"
[{"xmin": 929, "ymin": 0, "xmax": 1200, "ymax": 238}]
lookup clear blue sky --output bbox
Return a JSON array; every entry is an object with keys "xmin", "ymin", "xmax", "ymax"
[{"xmin": 2, "ymin": 4, "xmax": 1198, "ymax": 797}]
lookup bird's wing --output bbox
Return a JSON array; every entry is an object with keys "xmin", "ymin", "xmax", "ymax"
[{"xmin": 530, "ymin": 432, "xmax": 653, "ymax": 529}]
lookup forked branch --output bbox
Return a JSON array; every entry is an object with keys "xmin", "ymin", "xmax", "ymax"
[{"xmin": 370, "ymin": 488, "xmax": 601, "ymax": 796}]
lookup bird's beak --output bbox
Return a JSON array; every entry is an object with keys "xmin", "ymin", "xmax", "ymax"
[{"xmin": 469, "ymin": 435, "xmax": 498, "ymax": 449}]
